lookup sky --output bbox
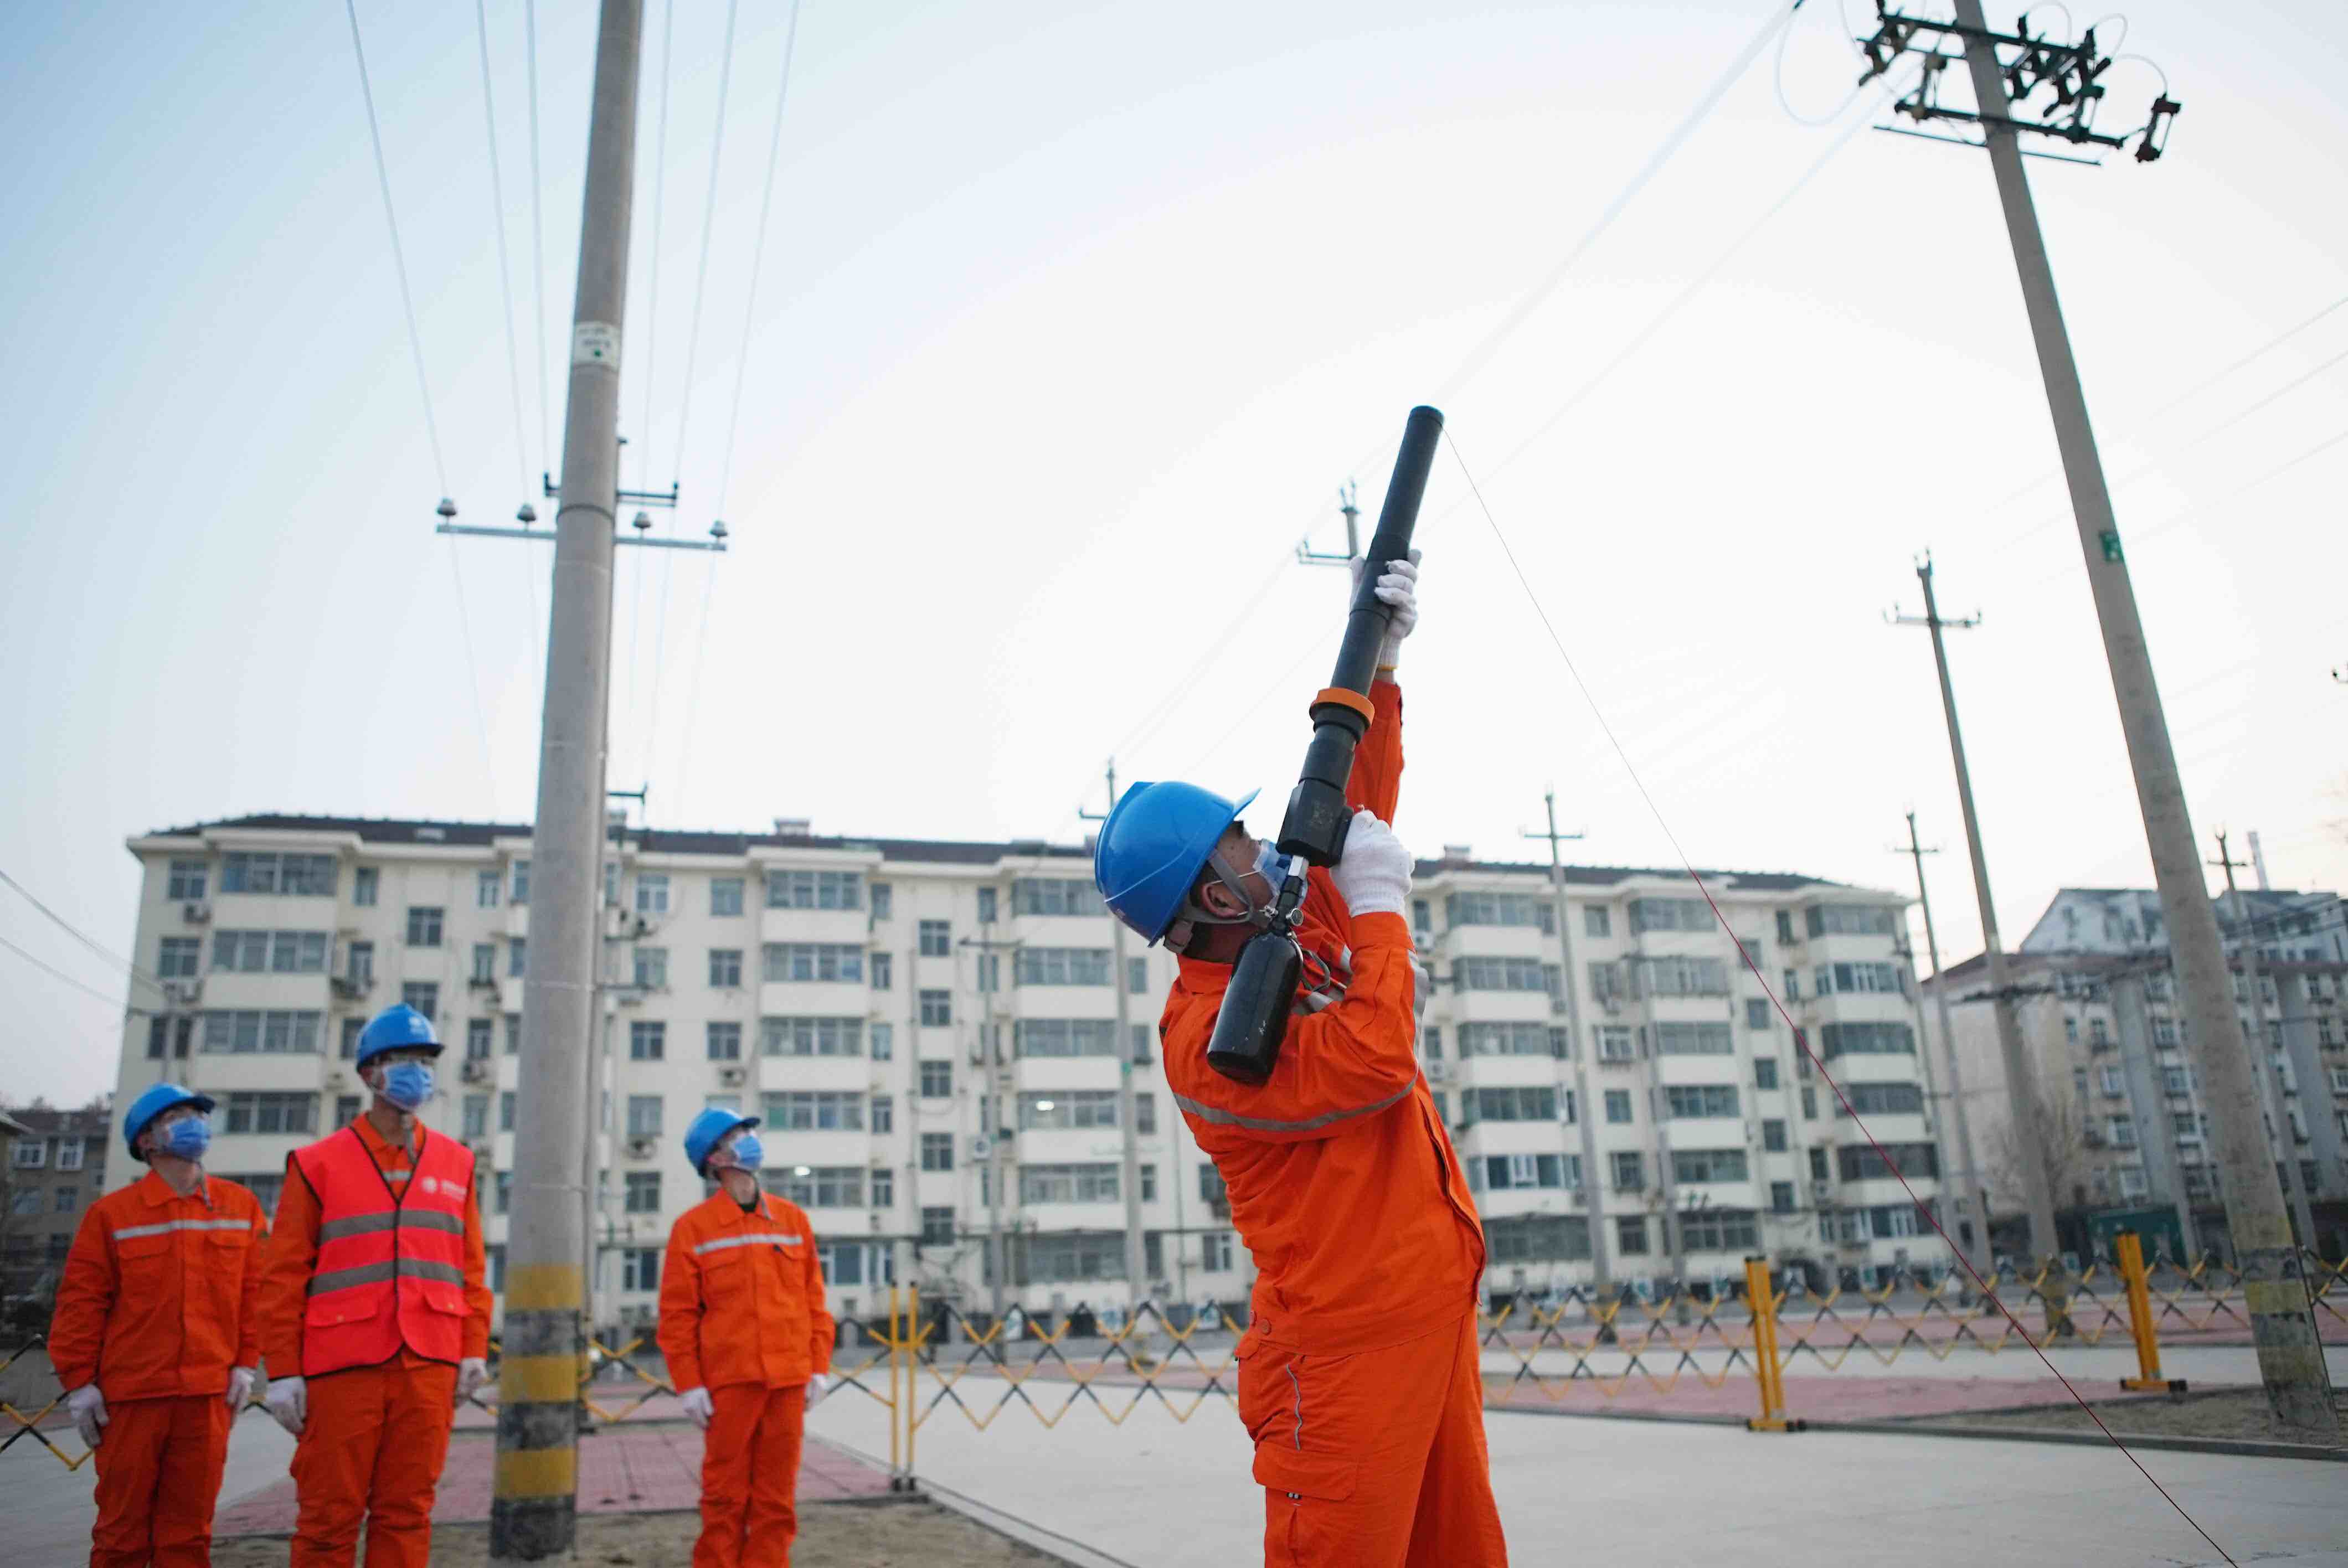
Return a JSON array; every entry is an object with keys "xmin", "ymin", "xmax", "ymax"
[{"xmin": 4, "ymin": 0, "xmax": 2344, "ymax": 1107}]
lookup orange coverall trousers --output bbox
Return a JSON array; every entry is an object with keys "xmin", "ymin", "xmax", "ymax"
[
  {"xmin": 1237, "ymin": 1313, "xmax": 1507, "ymax": 1567},
  {"xmin": 89, "ymin": 1395, "xmax": 234, "ymax": 1568},
  {"xmin": 696, "ymin": 1383, "xmax": 807, "ymax": 1568},
  {"xmin": 289, "ymin": 1357, "xmax": 458, "ymax": 1568}
]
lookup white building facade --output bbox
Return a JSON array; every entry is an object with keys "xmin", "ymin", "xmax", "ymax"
[{"xmin": 113, "ymin": 814, "xmax": 1949, "ymax": 1337}]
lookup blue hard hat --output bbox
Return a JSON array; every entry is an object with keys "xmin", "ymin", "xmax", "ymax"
[
  {"xmin": 123, "ymin": 1082, "xmax": 215, "ymax": 1163},
  {"xmin": 684, "ymin": 1106, "xmax": 760, "ymax": 1177},
  {"xmin": 1092, "ymin": 781, "xmax": 1258, "ymax": 945},
  {"xmin": 356, "ymin": 1003, "xmax": 442, "ymax": 1069}
]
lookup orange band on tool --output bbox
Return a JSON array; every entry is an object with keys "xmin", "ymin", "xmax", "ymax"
[{"xmin": 1310, "ymin": 687, "xmax": 1376, "ymax": 724}]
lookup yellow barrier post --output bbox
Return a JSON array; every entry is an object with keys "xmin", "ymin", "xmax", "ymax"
[
  {"xmin": 1744, "ymin": 1257, "xmax": 1802, "ymax": 1432},
  {"xmin": 907, "ymin": 1283, "xmax": 921, "ymax": 1488},
  {"xmin": 2116, "ymin": 1232, "xmax": 2187, "ymax": 1393},
  {"xmin": 887, "ymin": 1287, "xmax": 903, "ymax": 1489}
]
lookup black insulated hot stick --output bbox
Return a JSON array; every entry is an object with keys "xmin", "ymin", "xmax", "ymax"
[{"xmin": 1206, "ymin": 405, "xmax": 1443, "ymax": 1085}]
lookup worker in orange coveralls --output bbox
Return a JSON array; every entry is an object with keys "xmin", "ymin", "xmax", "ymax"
[
  {"xmin": 254, "ymin": 1004, "xmax": 492, "ymax": 1568},
  {"xmin": 50, "ymin": 1083, "xmax": 267, "ymax": 1568},
  {"xmin": 1093, "ymin": 554, "xmax": 1507, "ymax": 1567},
  {"xmin": 658, "ymin": 1107, "xmax": 835, "ymax": 1568}
]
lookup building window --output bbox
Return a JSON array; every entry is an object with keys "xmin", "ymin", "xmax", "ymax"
[
  {"xmin": 702, "ymin": 947, "xmax": 743, "ymax": 989},
  {"xmin": 335, "ymin": 1095, "xmax": 362, "ymax": 1128},
  {"xmin": 501, "ymin": 1092, "xmax": 517, "ymax": 1131},
  {"xmin": 920, "ymin": 1206, "xmax": 955, "ymax": 1245},
  {"xmin": 626, "ymin": 1096, "xmax": 663, "ymax": 1136},
  {"xmin": 920, "ymin": 1060, "xmax": 952, "ymax": 1098},
  {"xmin": 635, "ymin": 874, "xmax": 670, "ymax": 915},
  {"xmin": 1017, "ymin": 1091, "xmax": 1125, "ymax": 1130},
  {"xmin": 202, "ymin": 1010, "xmax": 323, "ymax": 1055},
  {"xmin": 1835, "ymin": 1082, "xmax": 1925, "ymax": 1117},
  {"xmin": 509, "ymin": 861, "xmax": 529, "ymax": 904},
  {"xmin": 471, "ymin": 943, "xmax": 496, "ymax": 984},
  {"xmin": 1019, "ymin": 1164, "xmax": 1120, "ymax": 1204},
  {"xmin": 1671, "ymin": 1148, "xmax": 1748, "ymax": 1184},
  {"xmin": 401, "ymin": 982, "xmax": 438, "ymax": 1022},
  {"xmin": 339, "ymin": 1018, "xmax": 363, "ymax": 1060},
  {"xmin": 223, "ymin": 1092, "xmax": 318, "ymax": 1135},
  {"xmin": 349, "ymin": 866, "xmax": 379, "ymax": 907},
  {"xmin": 210, "ymin": 930, "xmax": 329, "ymax": 974},
  {"xmin": 868, "ymin": 883, "xmax": 893, "ymax": 921},
  {"xmin": 1835, "ymin": 1143, "xmax": 1939, "ymax": 1181},
  {"xmin": 761, "ymin": 943, "xmax": 864, "ymax": 983},
  {"xmin": 1594, "ymin": 1025, "xmax": 1635, "ymax": 1062},
  {"xmin": 1677, "ymin": 1211, "xmax": 1760, "ymax": 1252},
  {"xmin": 1603, "ymin": 1089, "xmax": 1633, "ymax": 1125},
  {"xmin": 1463, "ymin": 1087, "xmax": 1557, "ymax": 1123},
  {"xmin": 629, "ymin": 1022, "xmax": 666, "ymax": 1061},
  {"xmin": 762, "ymin": 1091, "xmax": 866, "ymax": 1131},
  {"xmin": 1609, "ymin": 1151, "xmax": 1645, "ymax": 1190},
  {"xmin": 870, "ymin": 1022, "xmax": 894, "ymax": 1060},
  {"xmin": 1817, "ymin": 1023, "xmax": 1914, "ymax": 1060},
  {"xmin": 763, "ymin": 869, "xmax": 864, "ymax": 910},
  {"xmin": 167, "ymin": 859, "xmax": 209, "ymax": 900},
  {"xmin": 1014, "ymin": 947, "xmax": 1110, "ymax": 986},
  {"xmin": 1754, "ymin": 1058, "xmax": 1779, "ymax": 1090},
  {"xmin": 710, "ymin": 877, "xmax": 744, "ymax": 916},
  {"xmin": 634, "ymin": 947, "xmax": 668, "ymax": 989},
  {"xmin": 1770, "ymin": 1180, "xmax": 1796, "ymax": 1214},
  {"xmin": 1445, "ymin": 892, "xmax": 1554, "ymax": 931},
  {"xmin": 870, "ymin": 952, "xmax": 893, "ymax": 991},
  {"xmin": 508, "ymin": 938, "xmax": 526, "ymax": 978},
  {"xmin": 476, "ymin": 869, "xmax": 501, "ymax": 909},
  {"xmin": 622, "ymin": 1249, "xmax": 660, "ymax": 1292},
  {"xmin": 1762, "ymin": 1119, "xmax": 1788, "ymax": 1152},
  {"xmin": 624, "ymin": 1172, "xmax": 661, "ymax": 1214},
  {"xmin": 1654, "ymin": 1023, "xmax": 1733, "ymax": 1056},
  {"xmin": 920, "ymin": 1133, "xmax": 954, "ymax": 1172},
  {"xmin": 1203, "ymin": 1231, "xmax": 1235, "ymax": 1272},
  {"xmin": 760, "ymin": 1017, "xmax": 862, "ymax": 1057},
  {"xmin": 1455, "ymin": 956, "xmax": 1549, "ymax": 992},
  {"xmin": 1616, "ymin": 1216, "xmax": 1649, "ymax": 1256},
  {"xmin": 405, "ymin": 907, "xmax": 444, "ymax": 947},
  {"xmin": 1482, "ymin": 1153, "xmax": 1573, "ymax": 1191},
  {"xmin": 1746, "ymin": 998, "xmax": 1774, "ymax": 1030},
  {"xmin": 222, "ymin": 852, "xmax": 336, "ymax": 896},
  {"xmin": 1663, "ymin": 1085, "xmax": 1739, "ymax": 1119},
  {"xmin": 1813, "ymin": 962, "xmax": 1905, "ymax": 998},
  {"xmin": 918, "ymin": 920, "xmax": 951, "ymax": 957},
  {"xmin": 1584, "ymin": 905, "xmax": 1611, "ymax": 939},
  {"xmin": 1458, "ymin": 1022, "xmax": 1558, "ymax": 1058},
  {"xmin": 158, "ymin": 937, "xmax": 202, "ymax": 979},
  {"xmin": 463, "ymin": 1096, "xmax": 490, "ymax": 1139},
  {"xmin": 466, "ymin": 1019, "xmax": 493, "ymax": 1060},
  {"xmin": 348, "ymin": 941, "xmax": 375, "ymax": 984},
  {"xmin": 504, "ymin": 1015, "xmax": 522, "ymax": 1055},
  {"xmin": 871, "ymin": 1094, "xmax": 893, "ymax": 1134},
  {"xmin": 1013, "ymin": 879, "xmax": 1104, "ymax": 917},
  {"xmin": 1801, "ymin": 1087, "xmax": 1819, "ymax": 1120},
  {"xmin": 920, "ymin": 989, "xmax": 951, "ymax": 1027},
  {"xmin": 706, "ymin": 1022, "xmax": 743, "ymax": 1061},
  {"xmin": 1809, "ymin": 1147, "xmax": 1829, "ymax": 1180}
]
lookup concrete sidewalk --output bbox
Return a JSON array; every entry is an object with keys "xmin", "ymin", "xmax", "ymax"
[
  {"xmin": 809, "ymin": 1383, "xmax": 2348, "ymax": 1567},
  {"xmin": 3, "ymin": 1410, "xmax": 295, "ymax": 1568}
]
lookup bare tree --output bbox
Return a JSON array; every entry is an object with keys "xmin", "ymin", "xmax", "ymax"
[{"xmin": 1987, "ymin": 1076, "xmax": 2096, "ymax": 1218}]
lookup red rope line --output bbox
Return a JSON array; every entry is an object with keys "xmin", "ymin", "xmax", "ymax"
[{"xmin": 1442, "ymin": 428, "xmax": 2241, "ymax": 1568}]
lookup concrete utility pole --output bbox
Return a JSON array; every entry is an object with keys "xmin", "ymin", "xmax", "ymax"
[
  {"xmin": 1894, "ymin": 813, "xmax": 1989, "ymax": 1280},
  {"xmin": 493, "ymin": 1, "xmax": 642, "ymax": 1556},
  {"xmin": 1913, "ymin": 0, "xmax": 2332, "ymax": 1433},
  {"xmin": 1525, "ymin": 792, "xmax": 1610, "ymax": 1299},
  {"xmin": 1081, "ymin": 763, "xmax": 1150, "ymax": 1310},
  {"xmin": 960, "ymin": 924, "xmax": 1022, "ymax": 1324},
  {"xmin": 2208, "ymin": 833, "xmax": 2319, "ymax": 1253},
  {"xmin": 1891, "ymin": 556, "xmax": 2065, "ymax": 1327}
]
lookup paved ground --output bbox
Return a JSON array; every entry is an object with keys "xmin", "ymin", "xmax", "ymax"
[
  {"xmin": 809, "ymin": 1382, "xmax": 2348, "ymax": 1568},
  {"xmin": 3, "ymin": 1410, "xmax": 295, "ymax": 1568}
]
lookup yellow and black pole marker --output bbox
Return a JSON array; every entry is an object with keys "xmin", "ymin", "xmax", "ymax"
[
  {"xmin": 493, "ymin": 0, "xmax": 643, "ymax": 1556},
  {"xmin": 1206, "ymin": 404, "xmax": 1443, "ymax": 1084}
]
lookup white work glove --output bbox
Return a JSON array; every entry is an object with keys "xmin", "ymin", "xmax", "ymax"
[
  {"xmin": 456, "ymin": 1357, "xmax": 489, "ymax": 1402},
  {"xmin": 225, "ymin": 1367, "xmax": 259, "ymax": 1410},
  {"xmin": 65, "ymin": 1386, "xmax": 107, "ymax": 1450},
  {"xmin": 265, "ymin": 1376, "xmax": 307, "ymax": 1436},
  {"xmin": 805, "ymin": 1374, "xmax": 830, "ymax": 1405},
  {"xmin": 1353, "ymin": 549, "xmax": 1421, "ymax": 670},
  {"xmin": 1331, "ymin": 809, "xmax": 1412, "ymax": 920},
  {"xmin": 679, "ymin": 1386, "xmax": 714, "ymax": 1430}
]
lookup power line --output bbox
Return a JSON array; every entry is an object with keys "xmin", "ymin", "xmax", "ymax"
[
  {"xmin": 644, "ymin": 0, "xmax": 742, "ymax": 807},
  {"xmin": 624, "ymin": 0, "xmax": 678, "ymax": 793},
  {"xmin": 0, "ymin": 933, "xmax": 148, "ymax": 1014},
  {"xmin": 1432, "ymin": 0, "xmax": 1803, "ymax": 403},
  {"xmin": 673, "ymin": 0, "xmax": 805, "ymax": 827},
  {"xmin": 0, "ymin": 869, "xmax": 164, "ymax": 996},
  {"xmin": 476, "ymin": 0, "xmax": 545, "ymax": 706},
  {"xmin": 343, "ymin": 0, "xmax": 447, "ymax": 494},
  {"xmin": 526, "ymin": 0, "xmax": 552, "ymax": 475}
]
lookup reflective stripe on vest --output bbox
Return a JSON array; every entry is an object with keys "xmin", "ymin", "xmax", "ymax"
[
  {"xmin": 693, "ymin": 1231, "xmax": 802, "ymax": 1256},
  {"xmin": 112, "ymin": 1218, "xmax": 255, "ymax": 1242},
  {"xmin": 290, "ymin": 1127, "xmax": 474, "ymax": 1374}
]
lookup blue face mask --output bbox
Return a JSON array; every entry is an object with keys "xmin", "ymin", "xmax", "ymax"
[
  {"xmin": 158, "ymin": 1116, "xmax": 212, "ymax": 1162},
  {"xmin": 720, "ymin": 1133, "xmax": 764, "ymax": 1172},
  {"xmin": 378, "ymin": 1061, "xmax": 436, "ymax": 1111},
  {"xmin": 1251, "ymin": 839, "xmax": 1296, "ymax": 889}
]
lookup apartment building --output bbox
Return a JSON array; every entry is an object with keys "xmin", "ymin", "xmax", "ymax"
[
  {"xmin": 111, "ymin": 813, "xmax": 1948, "ymax": 1337},
  {"xmin": 1, "ymin": 1102, "xmax": 111, "ymax": 1312},
  {"xmin": 1924, "ymin": 887, "xmax": 2348, "ymax": 1261}
]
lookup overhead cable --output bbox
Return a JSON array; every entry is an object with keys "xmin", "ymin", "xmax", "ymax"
[{"xmin": 0, "ymin": 868, "xmax": 165, "ymax": 997}]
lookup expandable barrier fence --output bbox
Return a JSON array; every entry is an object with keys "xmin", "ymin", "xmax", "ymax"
[{"xmin": 6, "ymin": 1247, "xmax": 2341, "ymax": 1474}]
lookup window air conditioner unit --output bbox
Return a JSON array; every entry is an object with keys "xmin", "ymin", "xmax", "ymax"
[
  {"xmin": 167, "ymin": 979, "xmax": 203, "ymax": 1005},
  {"xmin": 1426, "ymin": 1061, "xmax": 1450, "ymax": 1082},
  {"xmin": 184, "ymin": 902, "xmax": 211, "ymax": 923},
  {"xmin": 627, "ymin": 1136, "xmax": 657, "ymax": 1159},
  {"xmin": 461, "ymin": 1061, "xmax": 492, "ymax": 1086},
  {"xmin": 718, "ymin": 1066, "xmax": 746, "ymax": 1087},
  {"xmin": 970, "ymin": 1134, "xmax": 993, "ymax": 1159}
]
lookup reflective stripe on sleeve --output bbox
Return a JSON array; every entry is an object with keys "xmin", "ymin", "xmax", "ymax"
[
  {"xmin": 1170, "ymin": 1084, "xmax": 1413, "ymax": 1134},
  {"xmin": 693, "ymin": 1232, "xmax": 803, "ymax": 1256},
  {"xmin": 112, "ymin": 1219, "xmax": 256, "ymax": 1241}
]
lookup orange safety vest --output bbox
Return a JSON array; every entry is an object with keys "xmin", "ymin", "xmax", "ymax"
[{"xmin": 286, "ymin": 1125, "xmax": 475, "ymax": 1375}]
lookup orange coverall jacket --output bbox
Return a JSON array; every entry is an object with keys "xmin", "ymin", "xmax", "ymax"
[
  {"xmin": 1163, "ymin": 679, "xmax": 1486, "ymax": 1356},
  {"xmin": 256, "ymin": 1116, "xmax": 494, "ymax": 1376},
  {"xmin": 49, "ymin": 1171, "xmax": 269, "ymax": 1401},
  {"xmin": 656, "ymin": 1190, "xmax": 835, "ymax": 1392}
]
